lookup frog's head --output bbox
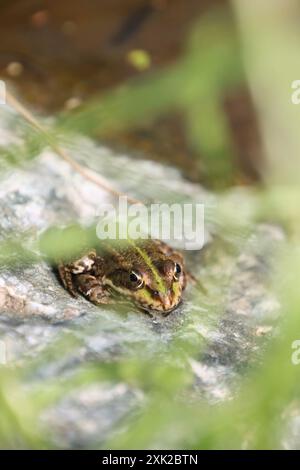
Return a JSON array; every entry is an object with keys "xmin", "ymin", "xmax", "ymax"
[{"xmin": 103, "ymin": 253, "xmax": 186, "ymax": 314}]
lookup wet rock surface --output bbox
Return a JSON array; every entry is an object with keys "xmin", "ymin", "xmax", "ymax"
[{"xmin": 0, "ymin": 114, "xmax": 284, "ymax": 448}]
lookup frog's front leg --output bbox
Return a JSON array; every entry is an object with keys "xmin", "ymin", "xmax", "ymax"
[
  {"xmin": 74, "ymin": 274, "xmax": 112, "ymax": 305},
  {"xmin": 58, "ymin": 250, "xmax": 97, "ymax": 298}
]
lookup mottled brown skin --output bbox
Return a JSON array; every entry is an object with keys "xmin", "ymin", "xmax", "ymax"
[{"xmin": 58, "ymin": 239, "xmax": 187, "ymax": 314}]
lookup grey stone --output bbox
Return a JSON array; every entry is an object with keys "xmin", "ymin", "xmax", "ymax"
[{"xmin": 0, "ymin": 111, "xmax": 285, "ymax": 448}]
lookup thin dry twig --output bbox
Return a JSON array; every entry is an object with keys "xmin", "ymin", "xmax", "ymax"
[{"xmin": 6, "ymin": 90, "xmax": 142, "ymax": 205}]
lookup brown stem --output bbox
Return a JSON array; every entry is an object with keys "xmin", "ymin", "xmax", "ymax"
[{"xmin": 6, "ymin": 90, "xmax": 142, "ymax": 205}]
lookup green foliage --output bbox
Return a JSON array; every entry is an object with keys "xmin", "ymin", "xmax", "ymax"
[
  {"xmin": 0, "ymin": 8, "xmax": 242, "ymax": 187},
  {"xmin": 57, "ymin": 9, "xmax": 241, "ymax": 187}
]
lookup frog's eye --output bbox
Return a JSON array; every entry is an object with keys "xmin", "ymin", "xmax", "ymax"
[
  {"xmin": 174, "ymin": 263, "xmax": 182, "ymax": 281},
  {"xmin": 129, "ymin": 271, "xmax": 144, "ymax": 289}
]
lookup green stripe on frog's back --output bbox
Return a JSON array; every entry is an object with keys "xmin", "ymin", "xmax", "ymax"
[
  {"xmin": 98, "ymin": 239, "xmax": 167, "ymax": 294},
  {"xmin": 127, "ymin": 238, "xmax": 167, "ymax": 294}
]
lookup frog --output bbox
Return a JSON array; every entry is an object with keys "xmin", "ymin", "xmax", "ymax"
[{"xmin": 58, "ymin": 239, "xmax": 188, "ymax": 315}]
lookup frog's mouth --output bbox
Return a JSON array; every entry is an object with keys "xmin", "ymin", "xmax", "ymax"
[{"xmin": 137, "ymin": 298, "xmax": 182, "ymax": 316}]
